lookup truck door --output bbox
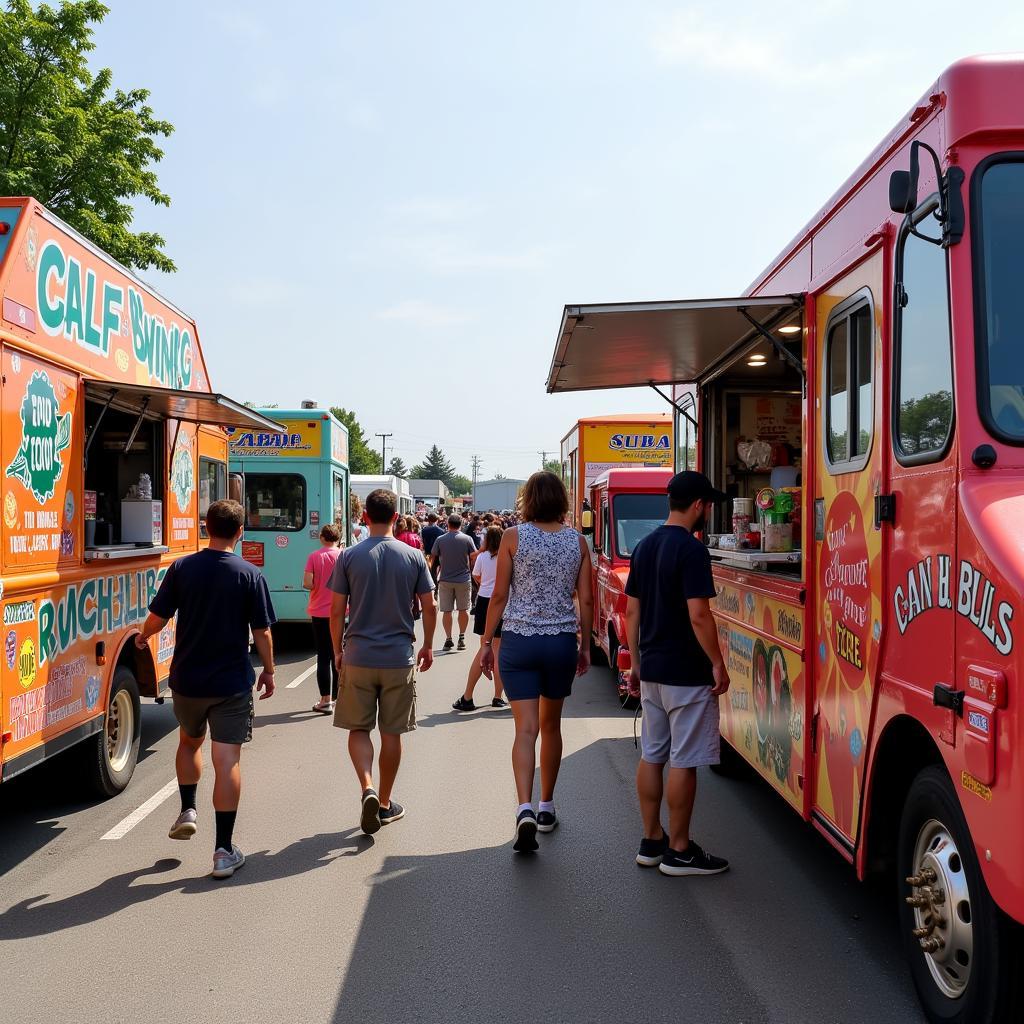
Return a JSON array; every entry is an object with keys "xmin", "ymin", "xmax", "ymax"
[
  {"xmin": 811, "ymin": 254, "xmax": 888, "ymax": 850},
  {"xmin": 596, "ymin": 490, "xmax": 611, "ymax": 645}
]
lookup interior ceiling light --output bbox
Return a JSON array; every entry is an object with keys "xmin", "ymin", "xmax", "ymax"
[
  {"xmin": 778, "ymin": 324, "xmax": 801, "ymax": 334},
  {"xmin": 747, "ymin": 359, "xmax": 766, "ymax": 367}
]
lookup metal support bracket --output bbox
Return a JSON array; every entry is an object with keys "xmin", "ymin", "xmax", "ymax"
[
  {"xmin": 648, "ymin": 382, "xmax": 698, "ymax": 429},
  {"xmin": 168, "ymin": 418, "xmax": 183, "ymax": 476},
  {"xmin": 124, "ymin": 397, "xmax": 151, "ymax": 454},
  {"xmin": 738, "ymin": 308, "xmax": 805, "ymax": 382},
  {"xmin": 84, "ymin": 391, "xmax": 117, "ymax": 468}
]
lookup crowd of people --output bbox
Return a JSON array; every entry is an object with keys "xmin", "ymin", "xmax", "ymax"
[{"xmin": 137, "ymin": 469, "xmax": 732, "ymax": 881}]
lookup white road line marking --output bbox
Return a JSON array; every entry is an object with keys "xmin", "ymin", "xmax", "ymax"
[
  {"xmin": 286, "ymin": 664, "xmax": 318, "ymax": 689},
  {"xmin": 100, "ymin": 778, "xmax": 179, "ymax": 840}
]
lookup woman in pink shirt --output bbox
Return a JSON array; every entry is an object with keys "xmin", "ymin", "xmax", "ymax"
[
  {"xmin": 303, "ymin": 523, "xmax": 342, "ymax": 713},
  {"xmin": 395, "ymin": 516, "xmax": 423, "ymax": 549}
]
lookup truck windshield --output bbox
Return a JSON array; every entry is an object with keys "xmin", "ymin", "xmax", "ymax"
[
  {"xmin": 977, "ymin": 160, "xmax": 1024, "ymax": 440},
  {"xmin": 612, "ymin": 493, "xmax": 668, "ymax": 558}
]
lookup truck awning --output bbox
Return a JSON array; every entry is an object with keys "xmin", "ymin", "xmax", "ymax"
[
  {"xmin": 83, "ymin": 380, "xmax": 286, "ymax": 433},
  {"xmin": 546, "ymin": 294, "xmax": 804, "ymax": 393}
]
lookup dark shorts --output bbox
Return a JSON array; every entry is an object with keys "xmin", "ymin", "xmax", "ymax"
[
  {"xmin": 473, "ymin": 596, "xmax": 503, "ymax": 637},
  {"xmin": 498, "ymin": 631, "xmax": 577, "ymax": 702},
  {"xmin": 172, "ymin": 689, "xmax": 254, "ymax": 745}
]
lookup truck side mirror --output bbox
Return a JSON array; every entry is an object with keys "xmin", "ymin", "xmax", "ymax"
[
  {"xmin": 888, "ymin": 169, "xmax": 916, "ymax": 213},
  {"xmin": 581, "ymin": 509, "xmax": 594, "ymax": 534}
]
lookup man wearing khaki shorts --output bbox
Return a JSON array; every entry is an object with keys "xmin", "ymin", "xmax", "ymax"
[
  {"xmin": 330, "ymin": 489, "xmax": 437, "ymax": 834},
  {"xmin": 430, "ymin": 514, "xmax": 477, "ymax": 651}
]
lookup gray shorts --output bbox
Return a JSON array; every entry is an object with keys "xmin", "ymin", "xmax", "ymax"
[
  {"xmin": 172, "ymin": 690, "xmax": 254, "ymax": 746},
  {"xmin": 438, "ymin": 581, "xmax": 472, "ymax": 613},
  {"xmin": 640, "ymin": 682, "xmax": 720, "ymax": 769}
]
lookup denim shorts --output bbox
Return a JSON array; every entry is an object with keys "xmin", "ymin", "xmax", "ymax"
[
  {"xmin": 639, "ymin": 682, "xmax": 720, "ymax": 769},
  {"xmin": 499, "ymin": 631, "xmax": 577, "ymax": 701}
]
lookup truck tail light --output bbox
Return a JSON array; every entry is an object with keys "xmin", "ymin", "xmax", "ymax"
[{"xmin": 616, "ymin": 648, "xmax": 631, "ymax": 671}]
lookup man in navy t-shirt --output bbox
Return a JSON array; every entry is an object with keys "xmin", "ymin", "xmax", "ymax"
[
  {"xmin": 625, "ymin": 471, "xmax": 731, "ymax": 878},
  {"xmin": 136, "ymin": 499, "xmax": 276, "ymax": 880}
]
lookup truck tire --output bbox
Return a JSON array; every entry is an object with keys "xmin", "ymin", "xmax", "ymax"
[
  {"xmin": 898, "ymin": 765, "xmax": 1024, "ymax": 1023},
  {"xmin": 87, "ymin": 667, "xmax": 142, "ymax": 797},
  {"xmin": 710, "ymin": 738, "xmax": 747, "ymax": 778}
]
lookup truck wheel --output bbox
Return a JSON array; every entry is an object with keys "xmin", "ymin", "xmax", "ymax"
[
  {"xmin": 710, "ymin": 739, "xmax": 747, "ymax": 778},
  {"xmin": 87, "ymin": 667, "xmax": 142, "ymax": 797},
  {"xmin": 898, "ymin": 765, "xmax": 1024, "ymax": 1023}
]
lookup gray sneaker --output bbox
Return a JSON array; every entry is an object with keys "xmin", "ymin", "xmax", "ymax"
[
  {"xmin": 168, "ymin": 808, "xmax": 197, "ymax": 840},
  {"xmin": 211, "ymin": 845, "xmax": 245, "ymax": 879}
]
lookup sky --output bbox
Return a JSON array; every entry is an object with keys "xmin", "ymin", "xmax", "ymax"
[{"xmin": 90, "ymin": 1, "xmax": 1024, "ymax": 480}]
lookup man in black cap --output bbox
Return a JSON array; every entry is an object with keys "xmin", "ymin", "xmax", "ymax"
[{"xmin": 624, "ymin": 471, "xmax": 731, "ymax": 877}]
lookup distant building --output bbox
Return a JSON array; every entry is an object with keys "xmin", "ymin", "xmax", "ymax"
[
  {"xmin": 351, "ymin": 474, "xmax": 413, "ymax": 515},
  {"xmin": 473, "ymin": 478, "xmax": 525, "ymax": 511},
  {"xmin": 409, "ymin": 479, "xmax": 451, "ymax": 508}
]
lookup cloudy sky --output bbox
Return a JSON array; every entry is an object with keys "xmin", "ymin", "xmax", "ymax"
[{"xmin": 94, "ymin": 1, "xmax": 1023, "ymax": 479}]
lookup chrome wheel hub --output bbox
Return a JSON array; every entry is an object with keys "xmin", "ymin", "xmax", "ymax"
[{"xmin": 906, "ymin": 817, "xmax": 973, "ymax": 999}]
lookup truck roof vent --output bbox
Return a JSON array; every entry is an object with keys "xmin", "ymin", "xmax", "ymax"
[{"xmin": 300, "ymin": 399, "xmax": 317, "ymax": 409}]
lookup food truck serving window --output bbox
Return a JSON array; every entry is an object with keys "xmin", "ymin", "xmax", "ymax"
[
  {"xmin": 825, "ymin": 295, "xmax": 874, "ymax": 471},
  {"xmin": 245, "ymin": 473, "xmax": 306, "ymax": 531},
  {"xmin": 895, "ymin": 201, "xmax": 954, "ymax": 462},
  {"xmin": 613, "ymin": 493, "xmax": 669, "ymax": 558},
  {"xmin": 974, "ymin": 157, "xmax": 1024, "ymax": 442}
]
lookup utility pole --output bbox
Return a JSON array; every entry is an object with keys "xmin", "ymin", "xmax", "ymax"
[
  {"xmin": 538, "ymin": 451, "xmax": 551, "ymax": 470},
  {"xmin": 375, "ymin": 432, "xmax": 392, "ymax": 474},
  {"xmin": 471, "ymin": 455, "xmax": 482, "ymax": 509}
]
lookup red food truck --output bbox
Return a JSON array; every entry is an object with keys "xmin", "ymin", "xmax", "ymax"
[
  {"xmin": 583, "ymin": 466, "xmax": 673, "ymax": 704},
  {"xmin": 546, "ymin": 55, "xmax": 1024, "ymax": 1024}
]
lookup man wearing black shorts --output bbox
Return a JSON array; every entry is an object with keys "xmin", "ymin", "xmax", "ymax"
[{"xmin": 136, "ymin": 499, "xmax": 276, "ymax": 879}]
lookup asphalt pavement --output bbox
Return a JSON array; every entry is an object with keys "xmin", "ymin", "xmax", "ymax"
[{"xmin": 0, "ymin": 624, "xmax": 926, "ymax": 1024}]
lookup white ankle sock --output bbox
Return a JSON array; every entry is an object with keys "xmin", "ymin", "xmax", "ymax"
[
  {"xmin": 517, "ymin": 802, "xmax": 533, "ymax": 816},
  {"xmin": 539, "ymin": 800, "xmax": 555, "ymax": 813}
]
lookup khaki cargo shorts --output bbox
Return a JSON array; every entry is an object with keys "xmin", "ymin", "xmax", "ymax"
[
  {"xmin": 438, "ymin": 581, "xmax": 472, "ymax": 613},
  {"xmin": 333, "ymin": 664, "xmax": 417, "ymax": 734}
]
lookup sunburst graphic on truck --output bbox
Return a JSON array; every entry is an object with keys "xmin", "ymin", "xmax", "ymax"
[{"xmin": 5, "ymin": 371, "xmax": 71, "ymax": 503}]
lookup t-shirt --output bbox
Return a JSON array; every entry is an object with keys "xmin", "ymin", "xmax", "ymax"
[
  {"xmin": 624, "ymin": 525, "xmax": 717, "ymax": 686},
  {"xmin": 150, "ymin": 548, "xmax": 277, "ymax": 698},
  {"xmin": 432, "ymin": 530, "xmax": 477, "ymax": 583},
  {"xmin": 473, "ymin": 549, "xmax": 498, "ymax": 598},
  {"xmin": 328, "ymin": 537, "xmax": 433, "ymax": 668},
  {"xmin": 421, "ymin": 524, "xmax": 444, "ymax": 556},
  {"xmin": 305, "ymin": 545, "xmax": 341, "ymax": 618},
  {"xmin": 397, "ymin": 531, "xmax": 422, "ymax": 549}
]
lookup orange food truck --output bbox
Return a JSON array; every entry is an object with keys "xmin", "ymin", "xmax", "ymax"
[
  {"xmin": 0, "ymin": 198, "xmax": 281, "ymax": 797},
  {"xmin": 546, "ymin": 56, "xmax": 1024, "ymax": 1024},
  {"xmin": 560, "ymin": 413, "xmax": 672, "ymax": 526},
  {"xmin": 584, "ymin": 466, "xmax": 673, "ymax": 705}
]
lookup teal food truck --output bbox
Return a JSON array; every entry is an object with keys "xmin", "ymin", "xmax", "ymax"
[{"xmin": 228, "ymin": 403, "xmax": 349, "ymax": 622}]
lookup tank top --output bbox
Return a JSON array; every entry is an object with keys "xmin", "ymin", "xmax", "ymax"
[{"xmin": 502, "ymin": 523, "xmax": 582, "ymax": 636}]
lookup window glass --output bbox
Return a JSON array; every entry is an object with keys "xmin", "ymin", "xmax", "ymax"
[
  {"xmin": 978, "ymin": 162, "xmax": 1024, "ymax": 438},
  {"xmin": 244, "ymin": 473, "xmax": 306, "ymax": 530},
  {"xmin": 199, "ymin": 458, "xmax": 227, "ymax": 517},
  {"xmin": 853, "ymin": 306, "xmax": 873, "ymax": 458},
  {"xmin": 613, "ymin": 492, "xmax": 669, "ymax": 558},
  {"xmin": 333, "ymin": 472, "xmax": 347, "ymax": 535},
  {"xmin": 601, "ymin": 500, "xmax": 611, "ymax": 555},
  {"xmin": 676, "ymin": 405, "xmax": 697, "ymax": 471},
  {"xmin": 897, "ymin": 211, "xmax": 953, "ymax": 456},
  {"xmin": 827, "ymin": 319, "xmax": 849, "ymax": 462}
]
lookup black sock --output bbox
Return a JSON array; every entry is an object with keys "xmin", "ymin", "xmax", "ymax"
[
  {"xmin": 179, "ymin": 783, "xmax": 198, "ymax": 814},
  {"xmin": 215, "ymin": 810, "xmax": 237, "ymax": 852}
]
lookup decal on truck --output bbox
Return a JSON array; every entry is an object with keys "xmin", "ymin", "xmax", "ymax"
[{"xmin": 5, "ymin": 371, "xmax": 71, "ymax": 504}]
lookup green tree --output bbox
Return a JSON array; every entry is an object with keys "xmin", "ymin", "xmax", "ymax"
[
  {"xmin": 331, "ymin": 406, "xmax": 382, "ymax": 474},
  {"xmin": 543, "ymin": 457, "xmax": 561, "ymax": 476},
  {"xmin": 897, "ymin": 390, "xmax": 953, "ymax": 455},
  {"xmin": 0, "ymin": 1, "xmax": 176, "ymax": 271},
  {"xmin": 450, "ymin": 474, "xmax": 472, "ymax": 495},
  {"xmin": 410, "ymin": 444, "xmax": 457, "ymax": 487},
  {"xmin": 386, "ymin": 456, "xmax": 408, "ymax": 478}
]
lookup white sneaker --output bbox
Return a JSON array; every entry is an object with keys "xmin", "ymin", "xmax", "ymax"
[
  {"xmin": 211, "ymin": 844, "xmax": 245, "ymax": 879},
  {"xmin": 168, "ymin": 808, "xmax": 197, "ymax": 840}
]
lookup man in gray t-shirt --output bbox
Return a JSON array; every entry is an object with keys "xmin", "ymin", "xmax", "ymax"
[
  {"xmin": 329, "ymin": 489, "xmax": 436, "ymax": 836},
  {"xmin": 430, "ymin": 514, "xmax": 477, "ymax": 650}
]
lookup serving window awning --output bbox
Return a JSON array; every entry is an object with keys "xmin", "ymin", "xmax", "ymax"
[
  {"xmin": 546, "ymin": 294, "xmax": 805, "ymax": 394},
  {"xmin": 83, "ymin": 380, "xmax": 286, "ymax": 433}
]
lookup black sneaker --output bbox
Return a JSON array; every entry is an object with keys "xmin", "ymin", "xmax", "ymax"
[
  {"xmin": 443, "ymin": 637, "xmax": 455, "ymax": 651},
  {"xmin": 513, "ymin": 809, "xmax": 539, "ymax": 853},
  {"xmin": 452, "ymin": 695, "xmax": 476, "ymax": 713},
  {"xmin": 457, "ymin": 635, "xmax": 467, "ymax": 650},
  {"xmin": 635, "ymin": 831, "xmax": 669, "ymax": 867},
  {"xmin": 490, "ymin": 697, "xmax": 509, "ymax": 710},
  {"xmin": 537, "ymin": 810, "xmax": 558, "ymax": 833},
  {"xmin": 658, "ymin": 841, "xmax": 729, "ymax": 876},
  {"xmin": 360, "ymin": 788, "xmax": 381, "ymax": 835},
  {"xmin": 379, "ymin": 800, "xmax": 405, "ymax": 825}
]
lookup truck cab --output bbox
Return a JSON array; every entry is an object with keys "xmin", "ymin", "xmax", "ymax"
[{"xmin": 585, "ymin": 467, "xmax": 672, "ymax": 703}]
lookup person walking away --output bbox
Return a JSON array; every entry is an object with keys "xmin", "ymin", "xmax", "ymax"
[
  {"xmin": 136, "ymin": 500, "xmax": 276, "ymax": 879},
  {"xmin": 480, "ymin": 472, "xmax": 591, "ymax": 853},
  {"xmin": 350, "ymin": 497, "xmax": 370, "ymax": 545},
  {"xmin": 625, "ymin": 471, "xmax": 731, "ymax": 877},
  {"xmin": 329, "ymin": 489, "xmax": 437, "ymax": 834},
  {"xmin": 303, "ymin": 523, "xmax": 342, "ymax": 714},
  {"xmin": 452, "ymin": 525, "xmax": 507, "ymax": 712},
  {"xmin": 396, "ymin": 517, "xmax": 422, "ymax": 549},
  {"xmin": 430, "ymin": 514, "xmax": 477, "ymax": 650},
  {"xmin": 421, "ymin": 512, "xmax": 444, "ymax": 592}
]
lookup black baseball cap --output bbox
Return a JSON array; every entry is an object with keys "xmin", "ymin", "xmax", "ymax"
[{"xmin": 667, "ymin": 471, "xmax": 728, "ymax": 506}]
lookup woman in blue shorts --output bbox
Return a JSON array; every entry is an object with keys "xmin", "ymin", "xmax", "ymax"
[{"xmin": 480, "ymin": 471, "xmax": 592, "ymax": 853}]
